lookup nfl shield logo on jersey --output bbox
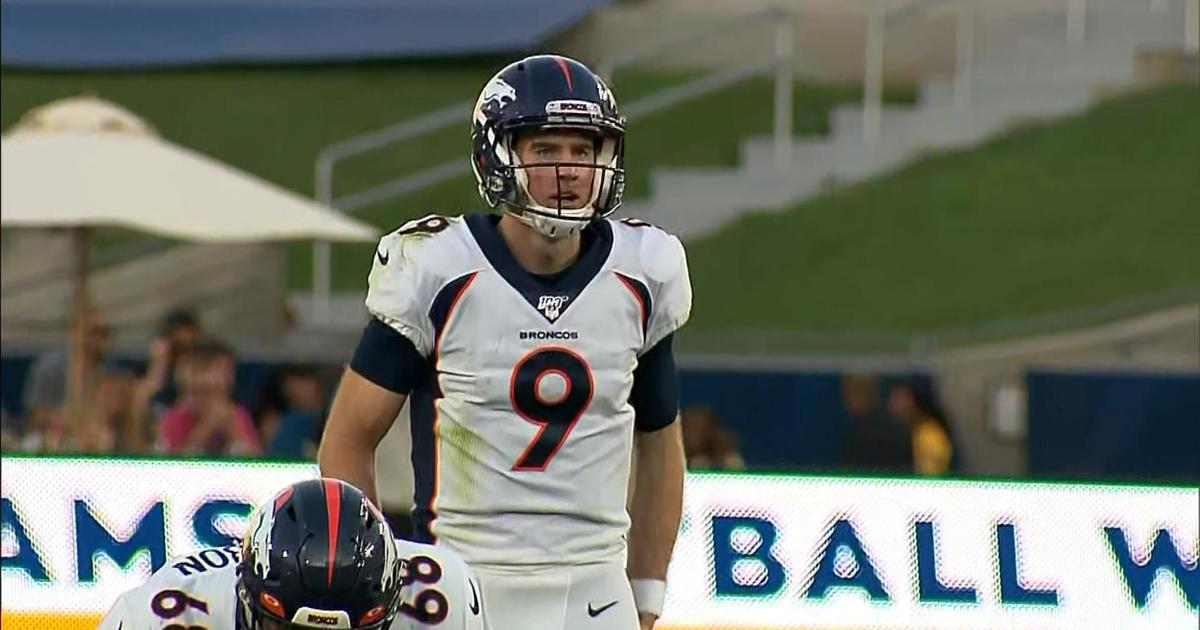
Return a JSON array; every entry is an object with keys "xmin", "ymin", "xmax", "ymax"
[{"xmin": 537, "ymin": 295, "xmax": 569, "ymax": 321}]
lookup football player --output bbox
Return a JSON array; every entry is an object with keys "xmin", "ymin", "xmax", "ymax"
[
  {"xmin": 97, "ymin": 478, "xmax": 483, "ymax": 629},
  {"xmin": 319, "ymin": 54, "xmax": 691, "ymax": 630}
]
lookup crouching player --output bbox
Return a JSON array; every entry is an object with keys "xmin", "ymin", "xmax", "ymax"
[{"xmin": 98, "ymin": 479, "xmax": 484, "ymax": 629}]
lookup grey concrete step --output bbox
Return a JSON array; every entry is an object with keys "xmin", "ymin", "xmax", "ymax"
[
  {"xmin": 738, "ymin": 134, "xmax": 915, "ymax": 177},
  {"xmin": 829, "ymin": 103, "xmax": 1021, "ymax": 151},
  {"xmin": 635, "ymin": 168, "xmax": 821, "ymax": 238},
  {"xmin": 917, "ymin": 78, "xmax": 1093, "ymax": 111}
]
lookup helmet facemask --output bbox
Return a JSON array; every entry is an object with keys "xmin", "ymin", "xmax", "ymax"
[
  {"xmin": 471, "ymin": 56, "xmax": 627, "ymax": 240},
  {"xmin": 497, "ymin": 127, "xmax": 624, "ymax": 239}
]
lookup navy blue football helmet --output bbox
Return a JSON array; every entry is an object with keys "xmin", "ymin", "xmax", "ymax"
[
  {"xmin": 471, "ymin": 54, "xmax": 626, "ymax": 238},
  {"xmin": 237, "ymin": 479, "xmax": 402, "ymax": 629}
]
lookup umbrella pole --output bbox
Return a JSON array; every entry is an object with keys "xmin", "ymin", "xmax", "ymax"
[{"xmin": 66, "ymin": 226, "xmax": 93, "ymax": 450}]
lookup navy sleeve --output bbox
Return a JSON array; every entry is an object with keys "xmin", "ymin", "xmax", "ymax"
[
  {"xmin": 630, "ymin": 333, "xmax": 680, "ymax": 432},
  {"xmin": 349, "ymin": 318, "xmax": 430, "ymax": 395}
]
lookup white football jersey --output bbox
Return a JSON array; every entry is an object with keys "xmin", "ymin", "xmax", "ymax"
[
  {"xmin": 365, "ymin": 213, "xmax": 692, "ymax": 568},
  {"xmin": 96, "ymin": 541, "xmax": 484, "ymax": 630}
]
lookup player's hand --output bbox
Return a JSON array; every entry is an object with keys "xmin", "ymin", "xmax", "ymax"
[{"xmin": 638, "ymin": 612, "xmax": 657, "ymax": 630}]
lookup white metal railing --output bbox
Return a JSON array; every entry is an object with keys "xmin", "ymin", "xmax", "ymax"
[
  {"xmin": 1188, "ymin": 0, "xmax": 1199, "ymax": 52},
  {"xmin": 308, "ymin": 7, "xmax": 796, "ymax": 322},
  {"xmin": 859, "ymin": 0, "xmax": 1195, "ymax": 142}
]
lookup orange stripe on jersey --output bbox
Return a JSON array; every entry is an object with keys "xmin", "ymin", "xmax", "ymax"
[
  {"xmin": 614, "ymin": 271, "xmax": 650, "ymax": 339},
  {"xmin": 429, "ymin": 271, "xmax": 478, "ymax": 534}
]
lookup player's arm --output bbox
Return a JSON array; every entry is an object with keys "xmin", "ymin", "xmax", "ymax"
[
  {"xmin": 320, "ymin": 318, "xmax": 430, "ymax": 507},
  {"xmin": 319, "ymin": 361, "xmax": 407, "ymax": 508},
  {"xmin": 320, "ymin": 231, "xmax": 435, "ymax": 507},
  {"xmin": 626, "ymin": 228, "xmax": 692, "ymax": 628},
  {"xmin": 626, "ymin": 334, "xmax": 686, "ymax": 628}
]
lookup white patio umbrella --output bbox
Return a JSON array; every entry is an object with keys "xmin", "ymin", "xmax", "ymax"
[{"xmin": 0, "ymin": 95, "xmax": 378, "ymax": 442}]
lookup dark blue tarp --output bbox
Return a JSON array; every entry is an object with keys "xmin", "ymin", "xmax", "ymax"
[
  {"xmin": 1, "ymin": 0, "xmax": 612, "ymax": 69},
  {"xmin": 1027, "ymin": 369, "xmax": 1200, "ymax": 483}
]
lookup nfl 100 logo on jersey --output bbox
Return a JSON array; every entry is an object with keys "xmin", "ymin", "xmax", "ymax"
[{"xmin": 536, "ymin": 295, "xmax": 569, "ymax": 321}]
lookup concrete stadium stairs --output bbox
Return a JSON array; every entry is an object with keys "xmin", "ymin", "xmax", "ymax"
[{"xmin": 620, "ymin": 0, "xmax": 1196, "ymax": 239}]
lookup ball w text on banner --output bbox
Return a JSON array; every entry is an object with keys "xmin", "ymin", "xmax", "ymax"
[
  {"xmin": 1, "ymin": 457, "xmax": 1196, "ymax": 629},
  {"xmin": 665, "ymin": 472, "xmax": 1197, "ymax": 630}
]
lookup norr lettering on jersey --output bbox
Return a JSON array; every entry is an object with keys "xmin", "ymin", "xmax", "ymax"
[{"xmin": 172, "ymin": 546, "xmax": 240, "ymax": 577}]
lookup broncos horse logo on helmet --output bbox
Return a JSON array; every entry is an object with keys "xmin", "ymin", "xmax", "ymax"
[
  {"xmin": 237, "ymin": 479, "xmax": 403, "ymax": 629},
  {"xmin": 471, "ymin": 54, "xmax": 626, "ymax": 239}
]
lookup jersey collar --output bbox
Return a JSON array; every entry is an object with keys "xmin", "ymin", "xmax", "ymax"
[{"xmin": 465, "ymin": 212, "xmax": 613, "ymax": 324}]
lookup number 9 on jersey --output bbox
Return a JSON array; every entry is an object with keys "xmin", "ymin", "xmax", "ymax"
[{"xmin": 509, "ymin": 347, "xmax": 594, "ymax": 471}]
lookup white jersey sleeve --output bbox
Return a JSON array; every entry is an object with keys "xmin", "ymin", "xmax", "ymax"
[
  {"xmin": 390, "ymin": 540, "xmax": 485, "ymax": 630},
  {"xmin": 635, "ymin": 223, "xmax": 693, "ymax": 352},
  {"xmin": 96, "ymin": 545, "xmax": 240, "ymax": 630},
  {"xmin": 365, "ymin": 215, "xmax": 461, "ymax": 357}
]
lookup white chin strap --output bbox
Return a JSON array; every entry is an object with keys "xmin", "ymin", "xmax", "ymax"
[{"xmin": 506, "ymin": 205, "xmax": 593, "ymax": 240}]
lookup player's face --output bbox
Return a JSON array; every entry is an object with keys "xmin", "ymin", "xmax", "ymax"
[{"xmin": 514, "ymin": 130, "xmax": 597, "ymax": 210}]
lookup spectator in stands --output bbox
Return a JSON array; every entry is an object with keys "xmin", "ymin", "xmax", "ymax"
[
  {"xmin": 680, "ymin": 405, "xmax": 745, "ymax": 469},
  {"xmin": 253, "ymin": 367, "xmax": 289, "ymax": 447},
  {"xmin": 137, "ymin": 308, "xmax": 201, "ymax": 415},
  {"xmin": 73, "ymin": 365, "xmax": 137, "ymax": 454},
  {"xmin": 838, "ymin": 373, "xmax": 912, "ymax": 472},
  {"xmin": 157, "ymin": 338, "xmax": 260, "ymax": 456},
  {"xmin": 887, "ymin": 379, "xmax": 957, "ymax": 476},
  {"xmin": 256, "ymin": 364, "xmax": 328, "ymax": 459},
  {"xmin": 710, "ymin": 425, "xmax": 747, "ymax": 470},
  {"xmin": 129, "ymin": 308, "xmax": 202, "ymax": 451},
  {"xmin": 0, "ymin": 401, "xmax": 16, "ymax": 451},
  {"xmin": 20, "ymin": 309, "xmax": 114, "ymax": 451},
  {"xmin": 681, "ymin": 405, "xmax": 717, "ymax": 467}
]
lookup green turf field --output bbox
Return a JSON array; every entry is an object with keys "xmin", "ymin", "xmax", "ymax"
[{"xmin": 681, "ymin": 84, "xmax": 1200, "ymax": 347}]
